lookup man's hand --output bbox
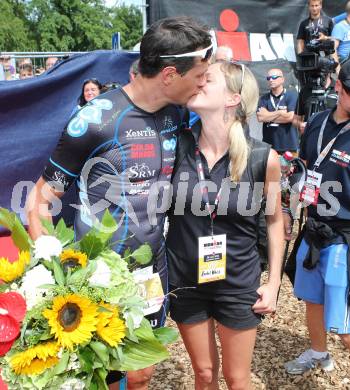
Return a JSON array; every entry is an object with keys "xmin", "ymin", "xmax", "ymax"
[
  {"xmin": 318, "ymin": 32, "xmax": 328, "ymax": 41},
  {"xmin": 252, "ymin": 282, "xmax": 280, "ymax": 314},
  {"xmin": 299, "ymin": 121, "xmax": 307, "ymax": 134}
]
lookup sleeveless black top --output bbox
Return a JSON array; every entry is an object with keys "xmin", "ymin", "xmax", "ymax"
[{"xmin": 166, "ymin": 127, "xmax": 270, "ymax": 294}]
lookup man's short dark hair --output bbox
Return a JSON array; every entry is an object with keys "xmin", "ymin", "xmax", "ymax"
[{"xmin": 139, "ymin": 16, "xmax": 211, "ymax": 78}]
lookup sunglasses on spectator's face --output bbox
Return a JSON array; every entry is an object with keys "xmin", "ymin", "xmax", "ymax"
[
  {"xmin": 159, "ymin": 44, "xmax": 213, "ymax": 61},
  {"xmin": 267, "ymin": 75, "xmax": 282, "ymax": 81}
]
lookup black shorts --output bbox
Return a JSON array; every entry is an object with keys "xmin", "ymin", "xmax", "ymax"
[{"xmin": 169, "ymin": 286, "xmax": 262, "ymax": 330}]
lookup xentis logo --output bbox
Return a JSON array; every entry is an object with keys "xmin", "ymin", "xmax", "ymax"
[
  {"xmin": 125, "ymin": 126, "xmax": 156, "ymax": 139},
  {"xmin": 213, "ymin": 9, "xmax": 296, "ymax": 62}
]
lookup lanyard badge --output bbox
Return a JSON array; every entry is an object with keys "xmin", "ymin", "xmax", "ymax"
[{"xmin": 194, "ymin": 144, "xmax": 227, "ymax": 284}]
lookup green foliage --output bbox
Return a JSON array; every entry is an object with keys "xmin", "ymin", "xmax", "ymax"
[
  {"xmin": 0, "ymin": 0, "xmax": 142, "ymax": 52},
  {"xmin": 0, "ymin": 207, "xmax": 31, "ymax": 251},
  {"xmin": 111, "ymin": 5, "xmax": 142, "ymax": 49}
]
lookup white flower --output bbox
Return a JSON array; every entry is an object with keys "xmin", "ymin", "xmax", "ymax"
[
  {"xmin": 60, "ymin": 378, "xmax": 85, "ymax": 390},
  {"xmin": 88, "ymin": 260, "xmax": 112, "ymax": 288},
  {"xmin": 67, "ymin": 353, "xmax": 81, "ymax": 371},
  {"xmin": 19, "ymin": 264, "xmax": 55, "ymax": 309},
  {"xmin": 34, "ymin": 235, "xmax": 63, "ymax": 260}
]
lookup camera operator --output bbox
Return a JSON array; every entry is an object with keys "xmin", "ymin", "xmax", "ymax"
[{"xmin": 297, "ymin": 0, "xmax": 334, "ymax": 55}]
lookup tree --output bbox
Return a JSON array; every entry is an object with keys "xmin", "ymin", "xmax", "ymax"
[
  {"xmin": 110, "ymin": 5, "xmax": 142, "ymax": 50},
  {"xmin": 0, "ymin": 1, "xmax": 34, "ymax": 51},
  {"xmin": 26, "ymin": 0, "xmax": 113, "ymax": 51}
]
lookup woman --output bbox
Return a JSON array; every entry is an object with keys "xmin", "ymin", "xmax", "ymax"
[
  {"xmin": 166, "ymin": 61, "xmax": 285, "ymax": 389},
  {"xmin": 78, "ymin": 78, "xmax": 102, "ymax": 107}
]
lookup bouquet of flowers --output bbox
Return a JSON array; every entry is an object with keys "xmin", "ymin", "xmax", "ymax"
[{"xmin": 0, "ymin": 208, "xmax": 177, "ymax": 389}]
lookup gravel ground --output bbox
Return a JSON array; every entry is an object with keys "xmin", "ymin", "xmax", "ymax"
[{"xmin": 150, "ymin": 274, "xmax": 350, "ymax": 389}]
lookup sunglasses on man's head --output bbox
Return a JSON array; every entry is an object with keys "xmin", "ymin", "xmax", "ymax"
[
  {"xmin": 159, "ymin": 44, "xmax": 213, "ymax": 61},
  {"xmin": 266, "ymin": 75, "xmax": 282, "ymax": 81}
]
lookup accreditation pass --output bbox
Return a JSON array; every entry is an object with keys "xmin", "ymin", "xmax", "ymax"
[{"xmin": 198, "ymin": 234, "xmax": 227, "ymax": 284}]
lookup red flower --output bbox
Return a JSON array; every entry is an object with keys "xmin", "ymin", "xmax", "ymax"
[{"xmin": 0, "ymin": 292, "xmax": 26, "ymax": 356}]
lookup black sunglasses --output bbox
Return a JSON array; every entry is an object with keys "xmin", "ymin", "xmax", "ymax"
[{"xmin": 266, "ymin": 75, "xmax": 282, "ymax": 81}]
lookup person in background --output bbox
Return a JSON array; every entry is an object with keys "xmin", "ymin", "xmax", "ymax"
[
  {"xmin": 167, "ymin": 60, "xmax": 284, "ymax": 390},
  {"xmin": 215, "ymin": 45, "xmax": 233, "ymax": 61},
  {"xmin": 1, "ymin": 56, "xmax": 16, "ymax": 80},
  {"xmin": 19, "ymin": 64, "xmax": 34, "ymax": 80},
  {"xmin": 257, "ymin": 68, "xmax": 298, "ymax": 155},
  {"xmin": 45, "ymin": 56, "xmax": 59, "ymax": 70},
  {"xmin": 129, "ymin": 59, "xmax": 139, "ymax": 81},
  {"xmin": 77, "ymin": 78, "xmax": 103, "ymax": 108},
  {"xmin": 284, "ymin": 60, "xmax": 350, "ymax": 376},
  {"xmin": 296, "ymin": 0, "xmax": 333, "ymax": 54},
  {"xmin": 332, "ymin": 1, "xmax": 350, "ymax": 66}
]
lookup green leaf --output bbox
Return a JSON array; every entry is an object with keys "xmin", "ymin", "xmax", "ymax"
[
  {"xmin": 89, "ymin": 341, "xmax": 110, "ymax": 367},
  {"xmin": 55, "ymin": 218, "xmax": 74, "ymax": 245},
  {"xmin": 79, "ymin": 231, "xmax": 104, "ymax": 259},
  {"xmin": 118, "ymin": 337, "xmax": 169, "ymax": 371},
  {"xmin": 78, "ymin": 347, "xmax": 95, "ymax": 373},
  {"xmin": 130, "ymin": 244, "xmax": 153, "ymax": 265},
  {"xmin": 49, "ymin": 351, "xmax": 69, "ymax": 376},
  {"xmin": 94, "ymin": 368, "xmax": 109, "ymax": 390},
  {"xmin": 153, "ymin": 327, "xmax": 179, "ymax": 345},
  {"xmin": 40, "ymin": 218, "xmax": 55, "ymax": 235},
  {"xmin": 97, "ymin": 210, "xmax": 118, "ymax": 244},
  {"xmin": 53, "ymin": 259, "xmax": 65, "ymax": 286},
  {"xmin": 0, "ymin": 207, "xmax": 31, "ymax": 251}
]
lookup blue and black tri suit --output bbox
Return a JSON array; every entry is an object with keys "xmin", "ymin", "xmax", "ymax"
[{"xmin": 42, "ymin": 86, "xmax": 186, "ymax": 329}]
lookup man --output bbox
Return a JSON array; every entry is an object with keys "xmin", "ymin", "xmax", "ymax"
[
  {"xmin": 45, "ymin": 56, "xmax": 58, "ymax": 70},
  {"xmin": 285, "ymin": 61, "xmax": 350, "ymax": 375},
  {"xmin": 214, "ymin": 45, "xmax": 233, "ymax": 61},
  {"xmin": 26, "ymin": 16, "xmax": 212, "ymax": 390},
  {"xmin": 296, "ymin": 0, "xmax": 333, "ymax": 54},
  {"xmin": 257, "ymin": 68, "xmax": 298, "ymax": 154},
  {"xmin": 332, "ymin": 1, "xmax": 350, "ymax": 65}
]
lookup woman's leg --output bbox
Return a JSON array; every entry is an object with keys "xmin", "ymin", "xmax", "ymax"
[
  {"xmin": 177, "ymin": 319, "xmax": 220, "ymax": 390},
  {"xmin": 217, "ymin": 323, "xmax": 257, "ymax": 390}
]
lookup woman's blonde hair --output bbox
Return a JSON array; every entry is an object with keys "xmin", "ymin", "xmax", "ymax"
[{"xmin": 219, "ymin": 61, "xmax": 259, "ymax": 182}]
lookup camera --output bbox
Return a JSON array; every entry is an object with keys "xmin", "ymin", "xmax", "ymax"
[{"xmin": 297, "ymin": 39, "xmax": 338, "ymax": 75}]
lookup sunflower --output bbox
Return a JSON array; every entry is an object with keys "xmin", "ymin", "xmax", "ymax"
[
  {"xmin": 43, "ymin": 294, "xmax": 99, "ymax": 350},
  {"xmin": 96, "ymin": 303, "xmax": 126, "ymax": 347},
  {"xmin": 10, "ymin": 341, "xmax": 59, "ymax": 376},
  {"xmin": 60, "ymin": 249, "xmax": 87, "ymax": 270},
  {"xmin": 0, "ymin": 251, "xmax": 30, "ymax": 283}
]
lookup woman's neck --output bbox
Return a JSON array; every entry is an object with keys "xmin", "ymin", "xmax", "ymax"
[{"xmin": 198, "ymin": 116, "xmax": 230, "ymax": 167}]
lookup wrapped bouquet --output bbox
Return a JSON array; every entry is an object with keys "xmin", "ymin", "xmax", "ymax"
[{"xmin": 0, "ymin": 208, "xmax": 176, "ymax": 389}]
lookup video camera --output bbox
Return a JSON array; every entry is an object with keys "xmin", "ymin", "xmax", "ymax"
[{"xmin": 297, "ymin": 39, "xmax": 338, "ymax": 76}]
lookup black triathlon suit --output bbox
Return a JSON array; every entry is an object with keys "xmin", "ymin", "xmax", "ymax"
[
  {"xmin": 166, "ymin": 125, "xmax": 270, "ymax": 330},
  {"xmin": 43, "ymin": 87, "xmax": 186, "ymax": 330}
]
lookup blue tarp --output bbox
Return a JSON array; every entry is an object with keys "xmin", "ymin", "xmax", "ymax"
[{"xmin": 0, "ymin": 50, "xmax": 138, "ymax": 229}]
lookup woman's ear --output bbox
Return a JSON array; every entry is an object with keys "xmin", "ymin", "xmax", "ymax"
[{"xmin": 225, "ymin": 92, "xmax": 241, "ymax": 108}]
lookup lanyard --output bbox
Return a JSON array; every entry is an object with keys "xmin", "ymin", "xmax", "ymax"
[
  {"xmin": 194, "ymin": 144, "xmax": 228, "ymax": 236},
  {"xmin": 309, "ymin": 17, "xmax": 323, "ymax": 35},
  {"xmin": 313, "ymin": 113, "xmax": 350, "ymax": 170},
  {"xmin": 270, "ymin": 90, "xmax": 285, "ymax": 111}
]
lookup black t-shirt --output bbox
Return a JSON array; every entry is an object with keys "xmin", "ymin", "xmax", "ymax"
[
  {"xmin": 297, "ymin": 15, "xmax": 334, "ymax": 45},
  {"xmin": 43, "ymin": 87, "xmax": 186, "ymax": 263},
  {"xmin": 258, "ymin": 89, "xmax": 298, "ymax": 152},
  {"xmin": 300, "ymin": 109, "xmax": 350, "ymax": 221},
  {"xmin": 166, "ymin": 127, "xmax": 269, "ymax": 294}
]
